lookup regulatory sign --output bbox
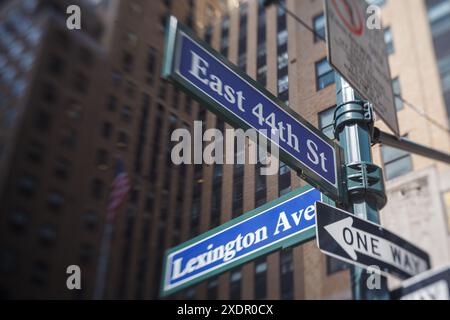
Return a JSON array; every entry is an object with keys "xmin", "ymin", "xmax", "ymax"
[
  {"xmin": 162, "ymin": 16, "xmax": 344, "ymax": 203},
  {"xmin": 391, "ymin": 266, "xmax": 450, "ymax": 300},
  {"xmin": 325, "ymin": 0, "xmax": 400, "ymax": 136},
  {"xmin": 315, "ymin": 201, "xmax": 430, "ymax": 279},
  {"xmin": 161, "ymin": 186, "xmax": 328, "ymax": 296}
]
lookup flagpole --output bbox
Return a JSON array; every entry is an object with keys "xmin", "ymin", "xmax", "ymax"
[
  {"xmin": 93, "ymin": 156, "xmax": 130, "ymax": 300},
  {"xmin": 93, "ymin": 220, "xmax": 114, "ymax": 299}
]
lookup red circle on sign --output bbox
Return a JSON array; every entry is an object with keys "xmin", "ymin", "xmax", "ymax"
[{"xmin": 332, "ymin": 0, "xmax": 364, "ymax": 36}]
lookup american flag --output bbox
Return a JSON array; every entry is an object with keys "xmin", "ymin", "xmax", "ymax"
[{"xmin": 106, "ymin": 159, "xmax": 130, "ymax": 222}]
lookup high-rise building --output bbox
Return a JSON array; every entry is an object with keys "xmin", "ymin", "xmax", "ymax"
[{"xmin": 0, "ymin": 0, "xmax": 449, "ymax": 300}]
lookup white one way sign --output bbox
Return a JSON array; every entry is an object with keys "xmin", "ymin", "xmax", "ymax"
[
  {"xmin": 391, "ymin": 266, "xmax": 450, "ymax": 300},
  {"xmin": 315, "ymin": 202, "xmax": 430, "ymax": 279}
]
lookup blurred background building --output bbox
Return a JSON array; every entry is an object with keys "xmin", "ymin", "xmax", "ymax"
[{"xmin": 0, "ymin": 0, "xmax": 449, "ymax": 300}]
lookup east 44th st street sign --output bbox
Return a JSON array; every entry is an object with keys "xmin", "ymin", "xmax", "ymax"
[
  {"xmin": 162, "ymin": 16, "xmax": 345, "ymax": 203},
  {"xmin": 315, "ymin": 202, "xmax": 430, "ymax": 279}
]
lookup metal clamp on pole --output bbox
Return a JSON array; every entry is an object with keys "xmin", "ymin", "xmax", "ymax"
[
  {"xmin": 334, "ymin": 100, "xmax": 387, "ymax": 211},
  {"xmin": 334, "ymin": 100, "xmax": 374, "ymax": 140},
  {"xmin": 345, "ymin": 162, "xmax": 387, "ymax": 209}
]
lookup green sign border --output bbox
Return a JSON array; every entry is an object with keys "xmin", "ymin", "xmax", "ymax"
[
  {"xmin": 162, "ymin": 15, "xmax": 346, "ymax": 205},
  {"xmin": 160, "ymin": 185, "xmax": 334, "ymax": 297}
]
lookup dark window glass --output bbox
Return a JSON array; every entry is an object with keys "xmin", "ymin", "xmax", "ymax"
[
  {"xmin": 280, "ymin": 248, "xmax": 294, "ymax": 299},
  {"xmin": 48, "ymin": 192, "xmax": 64, "ymax": 211},
  {"xmin": 318, "ymin": 106, "xmax": 336, "ymax": 139},
  {"xmin": 392, "ymin": 77, "xmax": 404, "ymax": 111},
  {"xmin": 254, "ymin": 258, "xmax": 267, "ymax": 300},
  {"xmin": 34, "ymin": 110, "xmax": 51, "ymax": 132},
  {"xmin": 384, "ymin": 27, "xmax": 394, "ymax": 55},
  {"xmin": 48, "ymin": 54, "xmax": 65, "ymax": 76},
  {"xmin": 313, "ymin": 13, "xmax": 326, "ymax": 42},
  {"xmin": 207, "ymin": 278, "xmax": 218, "ymax": 300},
  {"xmin": 55, "ymin": 157, "xmax": 70, "ymax": 179},
  {"xmin": 102, "ymin": 122, "xmax": 112, "ymax": 139},
  {"xmin": 229, "ymin": 269, "xmax": 242, "ymax": 300},
  {"xmin": 316, "ymin": 58, "xmax": 335, "ymax": 90},
  {"xmin": 381, "ymin": 144, "xmax": 413, "ymax": 180},
  {"xmin": 327, "ymin": 256, "xmax": 349, "ymax": 275},
  {"xmin": 91, "ymin": 179, "xmax": 103, "ymax": 200}
]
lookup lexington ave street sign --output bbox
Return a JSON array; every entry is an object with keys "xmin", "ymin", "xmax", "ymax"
[
  {"xmin": 391, "ymin": 266, "xmax": 450, "ymax": 300},
  {"xmin": 161, "ymin": 186, "xmax": 327, "ymax": 296},
  {"xmin": 325, "ymin": 0, "xmax": 400, "ymax": 136},
  {"xmin": 162, "ymin": 16, "xmax": 344, "ymax": 203},
  {"xmin": 315, "ymin": 202, "xmax": 430, "ymax": 279}
]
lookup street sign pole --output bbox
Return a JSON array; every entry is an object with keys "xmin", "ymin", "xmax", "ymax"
[{"xmin": 334, "ymin": 75, "xmax": 390, "ymax": 300}]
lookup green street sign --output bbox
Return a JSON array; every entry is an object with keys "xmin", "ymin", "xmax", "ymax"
[{"xmin": 161, "ymin": 185, "xmax": 333, "ymax": 297}]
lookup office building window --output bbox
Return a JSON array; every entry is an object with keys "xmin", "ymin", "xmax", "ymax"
[
  {"xmin": 101, "ymin": 122, "xmax": 112, "ymax": 139},
  {"xmin": 48, "ymin": 192, "xmax": 64, "ymax": 211},
  {"xmin": 278, "ymin": 75, "xmax": 289, "ymax": 96},
  {"xmin": 318, "ymin": 106, "xmax": 336, "ymax": 140},
  {"xmin": 220, "ymin": 15, "xmax": 230, "ymax": 56},
  {"xmin": 232, "ymin": 168, "xmax": 244, "ymax": 217},
  {"xmin": 55, "ymin": 157, "xmax": 70, "ymax": 179},
  {"xmin": 204, "ymin": 24, "xmax": 213, "ymax": 45},
  {"xmin": 34, "ymin": 110, "xmax": 51, "ymax": 132},
  {"xmin": 257, "ymin": 0, "xmax": 267, "ymax": 86},
  {"xmin": 83, "ymin": 211, "xmax": 98, "ymax": 231},
  {"xmin": 121, "ymin": 106, "xmax": 131, "ymax": 122},
  {"xmin": 48, "ymin": 54, "xmax": 65, "ymax": 76},
  {"xmin": 17, "ymin": 175, "xmax": 37, "ymax": 197},
  {"xmin": 257, "ymin": 65, "xmax": 267, "ymax": 87},
  {"xmin": 254, "ymin": 258, "xmax": 267, "ymax": 300},
  {"xmin": 122, "ymin": 52, "xmax": 134, "ymax": 72},
  {"xmin": 73, "ymin": 71, "xmax": 88, "ymax": 93},
  {"xmin": 313, "ymin": 13, "xmax": 326, "ymax": 42},
  {"xmin": 384, "ymin": 27, "xmax": 394, "ymax": 55},
  {"xmin": 207, "ymin": 277, "xmax": 218, "ymax": 300},
  {"xmin": 38, "ymin": 224, "xmax": 56, "ymax": 245},
  {"xmin": 392, "ymin": 77, "xmax": 404, "ymax": 111},
  {"xmin": 255, "ymin": 152, "xmax": 267, "ymax": 208},
  {"xmin": 229, "ymin": 269, "xmax": 242, "ymax": 300},
  {"xmin": 280, "ymin": 248, "xmax": 294, "ymax": 299},
  {"xmin": 27, "ymin": 140, "xmax": 45, "ymax": 164},
  {"xmin": 91, "ymin": 178, "xmax": 104, "ymax": 200},
  {"xmin": 9, "ymin": 209, "xmax": 29, "ymax": 232},
  {"xmin": 381, "ymin": 144, "xmax": 413, "ymax": 180},
  {"xmin": 185, "ymin": 287, "xmax": 196, "ymax": 300},
  {"xmin": 211, "ymin": 163, "xmax": 223, "ymax": 228},
  {"xmin": 316, "ymin": 58, "xmax": 335, "ymax": 90},
  {"xmin": 146, "ymin": 47, "xmax": 157, "ymax": 85},
  {"xmin": 279, "ymin": 161, "xmax": 291, "ymax": 196},
  {"xmin": 238, "ymin": 3, "xmax": 248, "ymax": 71},
  {"xmin": 327, "ymin": 256, "xmax": 349, "ymax": 275},
  {"xmin": 107, "ymin": 95, "xmax": 117, "ymax": 111},
  {"xmin": 96, "ymin": 149, "xmax": 109, "ymax": 168}
]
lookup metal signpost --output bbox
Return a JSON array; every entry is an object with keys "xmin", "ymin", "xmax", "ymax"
[
  {"xmin": 162, "ymin": 16, "xmax": 344, "ymax": 203},
  {"xmin": 391, "ymin": 266, "xmax": 450, "ymax": 300},
  {"xmin": 315, "ymin": 201, "xmax": 431, "ymax": 280},
  {"xmin": 324, "ymin": 0, "xmax": 398, "ymax": 300},
  {"xmin": 161, "ymin": 186, "xmax": 328, "ymax": 296},
  {"xmin": 325, "ymin": 0, "xmax": 400, "ymax": 136}
]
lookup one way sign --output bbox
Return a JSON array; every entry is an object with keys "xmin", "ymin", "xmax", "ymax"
[
  {"xmin": 315, "ymin": 202, "xmax": 430, "ymax": 279},
  {"xmin": 391, "ymin": 266, "xmax": 450, "ymax": 300}
]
